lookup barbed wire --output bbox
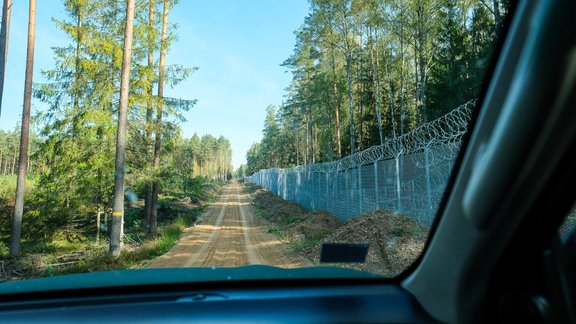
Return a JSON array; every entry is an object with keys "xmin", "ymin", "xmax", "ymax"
[{"xmin": 260, "ymin": 99, "xmax": 475, "ymax": 175}]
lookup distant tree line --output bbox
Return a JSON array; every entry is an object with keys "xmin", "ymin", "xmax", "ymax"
[
  {"xmin": 246, "ymin": 0, "xmax": 507, "ymax": 175},
  {"xmin": 171, "ymin": 133, "xmax": 233, "ymax": 183},
  {"xmin": 0, "ymin": 129, "xmax": 41, "ymax": 176}
]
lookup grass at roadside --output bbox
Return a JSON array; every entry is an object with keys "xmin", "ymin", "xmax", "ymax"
[
  {"xmin": 6, "ymin": 217, "xmax": 190, "ymax": 279},
  {"xmin": 0, "ymin": 186, "xmax": 221, "ymax": 281}
]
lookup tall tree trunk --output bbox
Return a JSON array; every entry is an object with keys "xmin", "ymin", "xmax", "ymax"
[
  {"xmin": 398, "ymin": 8, "xmax": 406, "ymax": 136},
  {"xmin": 304, "ymin": 114, "xmax": 310, "ymax": 164},
  {"xmin": 10, "ymin": 146, "xmax": 14, "ymax": 174},
  {"xmin": 417, "ymin": 16, "xmax": 428, "ymax": 124},
  {"xmin": 384, "ymin": 44, "xmax": 397, "ymax": 138},
  {"xmin": 0, "ymin": 0, "xmax": 11, "ymax": 117},
  {"xmin": 150, "ymin": 0, "xmax": 169, "ymax": 237},
  {"xmin": 331, "ymin": 49, "xmax": 341, "ymax": 159},
  {"xmin": 357, "ymin": 57, "xmax": 363, "ymax": 151},
  {"xmin": 356, "ymin": 32, "xmax": 363, "ymax": 151},
  {"xmin": 144, "ymin": 0, "xmax": 154, "ymax": 232},
  {"xmin": 492, "ymin": 0, "xmax": 501, "ymax": 31},
  {"xmin": 400, "ymin": 53, "xmax": 405, "ymax": 135},
  {"xmin": 414, "ymin": 1, "xmax": 429, "ymax": 123},
  {"xmin": 313, "ymin": 126, "xmax": 318, "ymax": 163},
  {"xmin": 96, "ymin": 208, "xmax": 101, "ymax": 242},
  {"xmin": 109, "ymin": 0, "xmax": 135, "ymax": 257},
  {"xmin": 295, "ymin": 129, "xmax": 300, "ymax": 165},
  {"xmin": 419, "ymin": 51, "xmax": 427, "ymax": 122},
  {"xmin": 10, "ymin": 0, "xmax": 35, "ymax": 258},
  {"xmin": 370, "ymin": 28, "xmax": 384, "ymax": 145},
  {"xmin": 72, "ymin": 2, "xmax": 82, "ymax": 132},
  {"xmin": 346, "ymin": 52, "xmax": 355, "ymax": 155}
]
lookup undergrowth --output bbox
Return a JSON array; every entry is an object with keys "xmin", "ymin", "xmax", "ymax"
[{"xmin": 0, "ymin": 184, "xmax": 222, "ymax": 282}]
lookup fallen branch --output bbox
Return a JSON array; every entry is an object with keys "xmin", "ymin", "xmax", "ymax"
[{"xmin": 42, "ymin": 261, "xmax": 79, "ymax": 267}]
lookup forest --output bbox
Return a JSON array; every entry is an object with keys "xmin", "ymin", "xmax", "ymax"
[
  {"xmin": 246, "ymin": 0, "xmax": 506, "ymax": 174},
  {"xmin": 0, "ymin": 0, "xmax": 232, "ymax": 261}
]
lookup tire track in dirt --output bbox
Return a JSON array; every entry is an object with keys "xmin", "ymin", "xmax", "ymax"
[
  {"xmin": 237, "ymin": 185, "xmax": 264, "ymax": 265},
  {"xmin": 182, "ymin": 188, "xmax": 231, "ymax": 267},
  {"xmin": 144, "ymin": 180, "xmax": 309, "ymax": 269}
]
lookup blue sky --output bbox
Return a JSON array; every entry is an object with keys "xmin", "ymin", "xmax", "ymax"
[{"xmin": 0, "ymin": 0, "xmax": 309, "ymax": 168}]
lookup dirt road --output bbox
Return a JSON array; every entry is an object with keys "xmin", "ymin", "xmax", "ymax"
[{"xmin": 144, "ymin": 181, "xmax": 309, "ymax": 268}]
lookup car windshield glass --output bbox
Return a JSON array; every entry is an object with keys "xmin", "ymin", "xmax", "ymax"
[{"xmin": 0, "ymin": 0, "xmax": 509, "ymax": 285}]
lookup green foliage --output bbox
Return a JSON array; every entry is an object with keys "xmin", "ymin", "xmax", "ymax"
[
  {"xmin": 0, "ymin": 0, "xmax": 232, "ymax": 258},
  {"xmin": 0, "ymin": 176, "xmax": 17, "ymax": 200},
  {"xmin": 235, "ymin": 164, "xmax": 248, "ymax": 178},
  {"xmin": 247, "ymin": 0, "xmax": 505, "ymax": 173},
  {"xmin": 1, "ymin": 176, "xmax": 214, "ymax": 277},
  {"xmin": 0, "ymin": 177, "xmax": 38, "ymax": 248},
  {"xmin": 0, "ymin": 129, "xmax": 42, "ymax": 177},
  {"xmin": 169, "ymin": 133, "xmax": 233, "ymax": 183},
  {"xmin": 156, "ymin": 219, "xmax": 185, "ymax": 252},
  {"xmin": 428, "ymin": 1, "xmax": 496, "ymax": 120}
]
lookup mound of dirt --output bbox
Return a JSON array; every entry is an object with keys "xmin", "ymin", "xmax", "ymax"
[
  {"xmin": 284, "ymin": 211, "xmax": 343, "ymax": 242},
  {"xmin": 247, "ymin": 184, "xmax": 343, "ymax": 242},
  {"xmin": 302, "ymin": 210, "xmax": 428, "ymax": 277},
  {"xmin": 249, "ymin": 186, "xmax": 308, "ymax": 224},
  {"xmin": 247, "ymin": 183, "xmax": 429, "ymax": 277}
]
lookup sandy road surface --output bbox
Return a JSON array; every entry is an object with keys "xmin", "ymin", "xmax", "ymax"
[{"xmin": 144, "ymin": 181, "xmax": 309, "ymax": 268}]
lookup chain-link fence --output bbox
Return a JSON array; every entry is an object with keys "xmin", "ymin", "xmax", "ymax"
[{"xmin": 246, "ymin": 101, "xmax": 475, "ymax": 225}]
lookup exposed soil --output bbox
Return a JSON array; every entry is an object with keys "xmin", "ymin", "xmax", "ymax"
[
  {"xmin": 248, "ymin": 184, "xmax": 429, "ymax": 277},
  {"xmin": 248, "ymin": 184, "xmax": 343, "ymax": 242},
  {"xmin": 301, "ymin": 210, "xmax": 428, "ymax": 277},
  {"xmin": 144, "ymin": 181, "xmax": 309, "ymax": 269}
]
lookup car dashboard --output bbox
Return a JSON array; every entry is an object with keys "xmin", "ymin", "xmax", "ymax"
[{"xmin": 0, "ymin": 279, "xmax": 433, "ymax": 323}]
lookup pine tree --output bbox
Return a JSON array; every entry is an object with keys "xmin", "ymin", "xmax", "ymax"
[
  {"xmin": 10, "ymin": 0, "xmax": 36, "ymax": 258},
  {"xmin": 148, "ymin": 0, "xmax": 169, "ymax": 237},
  {"xmin": 144, "ymin": 0, "xmax": 155, "ymax": 236},
  {"xmin": 0, "ymin": 0, "xmax": 11, "ymax": 117},
  {"xmin": 109, "ymin": 0, "xmax": 136, "ymax": 257},
  {"xmin": 247, "ymin": 0, "xmax": 502, "ymax": 174}
]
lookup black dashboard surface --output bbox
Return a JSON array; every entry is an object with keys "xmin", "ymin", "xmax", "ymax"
[{"xmin": 0, "ymin": 283, "xmax": 433, "ymax": 322}]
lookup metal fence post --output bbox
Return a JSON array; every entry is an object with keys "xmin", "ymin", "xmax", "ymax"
[
  {"xmin": 374, "ymin": 160, "xmax": 380, "ymax": 210},
  {"xmin": 334, "ymin": 170, "xmax": 340, "ymax": 218},
  {"xmin": 424, "ymin": 146, "xmax": 432, "ymax": 215},
  {"xmin": 358, "ymin": 165, "xmax": 363, "ymax": 215},
  {"xmin": 296, "ymin": 170, "xmax": 301, "ymax": 204},
  {"xmin": 276, "ymin": 170, "xmax": 280, "ymax": 196},
  {"xmin": 345, "ymin": 169, "xmax": 350, "ymax": 221},
  {"xmin": 309, "ymin": 169, "xmax": 314, "ymax": 211},
  {"xmin": 395, "ymin": 155, "xmax": 402, "ymax": 213}
]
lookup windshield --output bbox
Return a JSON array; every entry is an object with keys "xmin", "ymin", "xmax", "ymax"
[{"xmin": 0, "ymin": 0, "xmax": 508, "ymax": 284}]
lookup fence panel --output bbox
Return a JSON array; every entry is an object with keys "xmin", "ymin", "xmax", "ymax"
[{"xmin": 245, "ymin": 101, "xmax": 474, "ymax": 225}]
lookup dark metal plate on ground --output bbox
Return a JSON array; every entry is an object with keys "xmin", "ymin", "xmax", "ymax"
[{"xmin": 320, "ymin": 243, "xmax": 369, "ymax": 263}]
